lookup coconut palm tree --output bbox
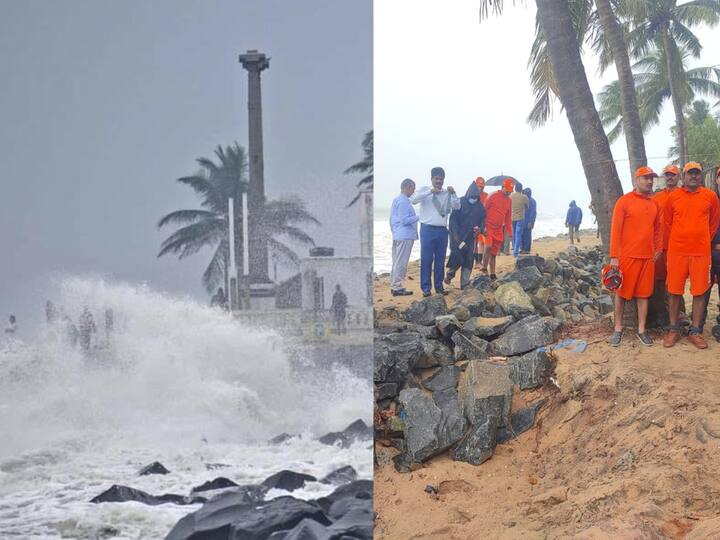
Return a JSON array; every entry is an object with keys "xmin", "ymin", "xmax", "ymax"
[
  {"xmin": 158, "ymin": 143, "xmax": 319, "ymax": 294},
  {"xmin": 346, "ymin": 130, "xmax": 373, "ymax": 207},
  {"xmin": 621, "ymin": 0, "xmax": 720, "ymax": 165},
  {"xmin": 482, "ymin": 0, "xmax": 624, "ymax": 246},
  {"xmin": 598, "ymin": 44, "xmax": 720, "ymax": 144}
]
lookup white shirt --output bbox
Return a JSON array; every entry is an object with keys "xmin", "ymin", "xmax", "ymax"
[{"xmin": 409, "ymin": 186, "xmax": 460, "ymax": 227}]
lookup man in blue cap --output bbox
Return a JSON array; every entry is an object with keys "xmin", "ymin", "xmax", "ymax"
[{"xmin": 411, "ymin": 167, "xmax": 460, "ymax": 296}]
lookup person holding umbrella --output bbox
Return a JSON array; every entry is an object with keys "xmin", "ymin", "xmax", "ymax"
[
  {"xmin": 480, "ymin": 178, "xmax": 514, "ymax": 280},
  {"xmin": 410, "ymin": 166, "xmax": 460, "ymax": 297},
  {"xmin": 444, "ymin": 181, "xmax": 486, "ymax": 289}
]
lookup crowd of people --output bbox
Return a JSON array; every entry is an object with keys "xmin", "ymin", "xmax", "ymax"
[
  {"xmin": 608, "ymin": 162, "xmax": 720, "ymax": 349},
  {"xmin": 389, "ymin": 167, "xmax": 537, "ymax": 297}
]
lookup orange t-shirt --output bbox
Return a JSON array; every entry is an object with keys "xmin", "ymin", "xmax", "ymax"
[
  {"xmin": 609, "ymin": 191, "xmax": 661, "ymax": 259},
  {"xmin": 653, "ymin": 187, "xmax": 677, "ymax": 250},
  {"xmin": 484, "ymin": 191, "xmax": 512, "ymax": 239},
  {"xmin": 664, "ymin": 187, "xmax": 720, "ymax": 256}
]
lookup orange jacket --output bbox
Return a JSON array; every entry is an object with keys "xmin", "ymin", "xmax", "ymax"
[
  {"xmin": 653, "ymin": 187, "xmax": 677, "ymax": 251},
  {"xmin": 664, "ymin": 187, "xmax": 720, "ymax": 256},
  {"xmin": 485, "ymin": 190, "xmax": 512, "ymax": 237},
  {"xmin": 609, "ymin": 191, "xmax": 661, "ymax": 259}
]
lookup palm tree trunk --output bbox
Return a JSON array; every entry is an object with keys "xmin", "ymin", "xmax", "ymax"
[
  {"xmin": 594, "ymin": 0, "xmax": 647, "ymax": 177},
  {"xmin": 662, "ymin": 27, "xmax": 688, "ymax": 166},
  {"xmin": 536, "ymin": 0, "xmax": 624, "ymax": 250}
]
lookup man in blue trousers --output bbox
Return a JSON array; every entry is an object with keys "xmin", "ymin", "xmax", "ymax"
[
  {"xmin": 521, "ymin": 187, "xmax": 536, "ymax": 254},
  {"xmin": 411, "ymin": 167, "xmax": 460, "ymax": 297}
]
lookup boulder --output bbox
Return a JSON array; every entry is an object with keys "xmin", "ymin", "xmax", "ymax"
[
  {"xmin": 510, "ymin": 350, "xmax": 552, "ymax": 390},
  {"xmin": 595, "ymin": 295, "xmax": 613, "ymax": 314},
  {"xmin": 416, "ymin": 339, "xmax": 454, "ymax": 369},
  {"xmin": 495, "ymin": 282, "xmax": 536, "ymax": 318},
  {"xmin": 435, "ymin": 315, "xmax": 460, "ymax": 337},
  {"xmin": 320, "ymin": 466, "xmax": 358, "ymax": 485},
  {"xmin": 529, "ymin": 294, "xmax": 552, "ymax": 316},
  {"xmin": 315, "ymin": 480, "xmax": 373, "ymax": 514},
  {"xmin": 456, "ymin": 289, "xmax": 497, "ymax": 317},
  {"xmin": 262, "ymin": 471, "xmax": 317, "ymax": 492},
  {"xmin": 90, "ymin": 485, "xmax": 206, "ymax": 506},
  {"xmin": 458, "ymin": 360, "xmax": 514, "ymax": 428},
  {"xmin": 138, "ymin": 461, "xmax": 169, "ymax": 476},
  {"xmin": 490, "ymin": 316, "xmax": 561, "ymax": 356},
  {"xmin": 422, "ymin": 365, "xmax": 461, "ymax": 392},
  {"xmin": 462, "ymin": 316, "xmax": 514, "ymax": 340},
  {"xmin": 469, "ymin": 275, "xmax": 494, "ymax": 291},
  {"xmin": 497, "ymin": 266, "xmax": 544, "ymax": 292},
  {"xmin": 451, "ymin": 415, "xmax": 499, "ymax": 466},
  {"xmin": 166, "ymin": 494, "xmax": 331, "ymax": 540},
  {"xmin": 191, "ymin": 477, "xmax": 239, "ymax": 493},
  {"xmin": 268, "ymin": 433, "xmax": 295, "ymax": 445},
  {"xmin": 433, "ymin": 388, "xmax": 467, "ymax": 452},
  {"xmin": 374, "ymin": 332, "xmax": 424, "ymax": 382},
  {"xmin": 448, "ymin": 305, "xmax": 471, "ymax": 322},
  {"xmin": 375, "ymin": 382, "xmax": 398, "ymax": 402},
  {"xmin": 404, "ymin": 295, "xmax": 448, "ymax": 326},
  {"xmin": 497, "ymin": 400, "xmax": 545, "ymax": 443},
  {"xmin": 543, "ymin": 259, "xmax": 561, "ymax": 275},
  {"xmin": 318, "ymin": 419, "xmax": 373, "ymax": 448},
  {"xmin": 451, "ymin": 332, "xmax": 490, "ymax": 361}
]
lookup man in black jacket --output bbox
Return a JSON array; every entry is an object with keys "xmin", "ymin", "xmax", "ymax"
[{"xmin": 444, "ymin": 182, "xmax": 486, "ymax": 289}]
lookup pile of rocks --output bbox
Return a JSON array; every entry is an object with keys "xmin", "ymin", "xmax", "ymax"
[{"xmin": 374, "ymin": 248, "xmax": 609, "ymax": 471}]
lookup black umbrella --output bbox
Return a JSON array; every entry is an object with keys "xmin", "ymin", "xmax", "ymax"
[{"xmin": 485, "ymin": 175, "xmax": 518, "ymax": 187}]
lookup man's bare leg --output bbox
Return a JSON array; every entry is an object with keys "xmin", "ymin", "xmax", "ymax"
[
  {"xmin": 613, "ymin": 295, "xmax": 625, "ymax": 332},
  {"xmin": 668, "ymin": 294, "xmax": 682, "ymax": 327},
  {"xmin": 636, "ymin": 297, "xmax": 648, "ymax": 334}
]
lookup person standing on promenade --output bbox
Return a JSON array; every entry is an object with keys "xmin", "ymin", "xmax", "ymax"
[
  {"xmin": 607, "ymin": 167, "xmax": 662, "ymax": 347},
  {"xmin": 389, "ymin": 178, "xmax": 419, "ymax": 297},
  {"xmin": 410, "ymin": 167, "xmax": 460, "ymax": 297}
]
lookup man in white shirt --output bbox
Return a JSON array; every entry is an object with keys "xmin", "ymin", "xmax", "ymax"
[{"xmin": 410, "ymin": 167, "xmax": 460, "ymax": 296}]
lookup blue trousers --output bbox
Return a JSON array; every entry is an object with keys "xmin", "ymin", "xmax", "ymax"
[
  {"xmin": 512, "ymin": 220, "xmax": 524, "ymax": 257},
  {"xmin": 420, "ymin": 224, "xmax": 448, "ymax": 293},
  {"xmin": 522, "ymin": 223, "xmax": 533, "ymax": 252}
]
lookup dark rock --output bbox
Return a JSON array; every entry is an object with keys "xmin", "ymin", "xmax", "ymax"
[
  {"xmin": 470, "ymin": 274, "xmax": 494, "ymax": 291},
  {"xmin": 375, "ymin": 382, "xmax": 399, "ymax": 402},
  {"xmin": 490, "ymin": 316, "xmax": 561, "ymax": 356},
  {"xmin": 510, "ymin": 350, "xmax": 552, "ymax": 390},
  {"xmin": 448, "ymin": 305, "xmax": 471, "ymax": 322},
  {"xmin": 515, "ymin": 255, "xmax": 545, "ymax": 272},
  {"xmin": 90, "ymin": 485, "xmax": 206, "ymax": 506},
  {"xmin": 458, "ymin": 360, "xmax": 513, "ymax": 428},
  {"xmin": 326, "ymin": 498, "xmax": 373, "ymax": 539},
  {"xmin": 451, "ymin": 415, "xmax": 499, "ymax": 465},
  {"xmin": 432, "ymin": 387, "xmax": 459, "ymax": 411},
  {"xmin": 191, "ymin": 477, "xmax": 239, "ymax": 493},
  {"xmin": 462, "ymin": 316, "xmax": 514, "ymax": 340},
  {"xmin": 320, "ymin": 465, "xmax": 358, "ymax": 485},
  {"xmin": 595, "ymin": 295, "xmax": 613, "ymax": 315},
  {"xmin": 498, "ymin": 266, "xmax": 544, "ymax": 292},
  {"xmin": 416, "ymin": 339, "xmax": 454, "ymax": 369},
  {"xmin": 269, "ymin": 433, "xmax": 295, "ymax": 445},
  {"xmin": 529, "ymin": 294, "xmax": 552, "ymax": 317},
  {"xmin": 422, "ymin": 366, "xmax": 460, "ymax": 392},
  {"xmin": 404, "ymin": 295, "xmax": 448, "ymax": 326},
  {"xmin": 495, "ymin": 282, "xmax": 536, "ymax": 318},
  {"xmin": 435, "ymin": 315, "xmax": 460, "ymax": 337},
  {"xmin": 138, "ymin": 461, "xmax": 169, "ymax": 476},
  {"xmin": 456, "ymin": 289, "xmax": 496, "ymax": 317},
  {"xmin": 318, "ymin": 419, "xmax": 373, "ymax": 448},
  {"xmin": 374, "ymin": 332, "xmax": 423, "ymax": 382},
  {"xmin": 271, "ymin": 519, "xmax": 332, "ymax": 540},
  {"xmin": 543, "ymin": 259, "xmax": 561, "ymax": 275},
  {"xmin": 262, "ymin": 470, "xmax": 317, "ymax": 492},
  {"xmin": 166, "ymin": 494, "xmax": 331, "ymax": 540},
  {"xmin": 451, "ymin": 332, "xmax": 490, "ymax": 361},
  {"xmin": 497, "ymin": 400, "xmax": 545, "ymax": 443},
  {"xmin": 315, "ymin": 480, "xmax": 373, "ymax": 514}
]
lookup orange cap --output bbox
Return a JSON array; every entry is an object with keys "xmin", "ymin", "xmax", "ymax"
[
  {"xmin": 502, "ymin": 178, "xmax": 514, "ymax": 191},
  {"xmin": 683, "ymin": 161, "xmax": 702, "ymax": 173},
  {"xmin": 475, "ymin": 176, "xmax": 485, "ymax": 187},
  {"xmin": 634, "ymin": 166, "xmax": 657, "ymax": 178},
  {"xmin": 662, "ymin": 165, "xmax": 680, "ymax": 176}
]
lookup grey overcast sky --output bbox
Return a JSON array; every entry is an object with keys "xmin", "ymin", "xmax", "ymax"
[
  {"xmin": 375, "ymin": 0, "xmax": 720, "ymax": 215},
  {"xmin": 0, "ymin": 0, "xmax": 371, "ymax": 331}
]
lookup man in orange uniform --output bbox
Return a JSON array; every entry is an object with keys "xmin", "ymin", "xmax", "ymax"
[
  {"xmin": 480, "ymin": 178, "xmax": 513, "ymax": 280},
  {"xmin": 474, "ymin": 177, "xmax": 489, "ymax": 265},
  {"xmin": 649, "ymin": 164, "xmax": 681, "ymax": 327},
  {"xmin": 608, "ymin": 167, "xmax": 662, "ymax": 347},
  {"xmin": 663, "ymin": 162, "xmax": 720, "ymax": 349}
]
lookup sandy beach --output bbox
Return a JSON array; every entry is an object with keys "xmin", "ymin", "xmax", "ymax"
[{"xmin": 374, "ymin": 231, "xmax": 720, "ymax": 539}]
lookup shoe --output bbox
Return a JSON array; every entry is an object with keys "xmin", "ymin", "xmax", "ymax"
[
  {"xmin": 436, "ymin": 289, "xmax": 449, "ymax": 296},
  {"xmin": 444, "ymin": 274, "xmax": 452, "ymax": 285},
  {"xmin": 637, "ymin": 332, "xmax": 653, "ymax": 347},
  {"xmin": 422, "ymin": 291, "xmax": 431, "ymax": 298},
  {"xmin": 608, "ymin": 331, "xmax": 622, "ymax": 347},
  {"xmin": 663, "ymin": 330, "xmax": 681, "ymax": 348},
  {"xmin": 490, "ymin": 274, "xmax": 497, "ymax": 281},
  {"xmin": 391, "ymin": 289, "xmax": 413, "ymax": 297},
  {"xmin": 688, "ymin": 329, "xmax": 708, "ymax": 349}
]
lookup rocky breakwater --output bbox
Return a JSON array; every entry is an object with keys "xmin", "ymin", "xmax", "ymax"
[{"xmin": 374, "ymin": 247, "xmax": 610, "ymax": 471}]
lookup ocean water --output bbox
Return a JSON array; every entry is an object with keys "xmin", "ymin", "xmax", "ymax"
[
  {"xmin": 374, "ymin": 216, "xmax": 570, "ymax": 274},
  {"xmin": 0, "ymin": 278, "xmax": 371, "ymax": 539}
]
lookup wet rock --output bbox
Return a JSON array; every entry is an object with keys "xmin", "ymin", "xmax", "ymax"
[
  {"xmin": 405, "ymin": 295, "xmax": 448, "ymax": 326},
  {"xmin": 422, "ymin": 365, "xmax": 461, "ymax": 392},
  {"xmin": 375, "ymin": 382, "xmax": 398, "ymax": 401},
  {"xmin": 91, "ymin": 485, "xmax": 206, "ymax": 506},
  {"xmin": 497, "ymin": 266, "xmax": 544, "ymax": 292},
  {"xmin": 458, "ymin": 360, "xmax": 514, "ymax": 428},
  {"xmin": 515, "ymin": 255, "xmax": 545, "ymax": 272},
  {"xmin": 495, "ymin": 282, "xmax": 536, "ymax": 318},
  {"xmin": 191, "ymin": 477, "xmax": 239, "ymax": 493},
  {"xmin": 321, "ymin": 465, "xmax": 358, "ymax": 485},
  {"xmin": 451, "ymin": 332, "xmax": 490, "ymax": 361},
  {"xmin": 462, "ymin": 316, "xmax": 514, "ymax": 340},
  {"xmin": 269, "ymin": 433, "xmax": 295, "ymax": 445},
  {"xmin": 270, "ymin": 519, "xmax": 332, "ymax": 540},
  {"xmin": 490, "ymin": 316, "xmax": 561, "ymax": 356},
  {"xmin": 416, "ymin": 339, "xmax": 454, "ymax": 369},
  {"xmin": 138, "ymin": 461, "xmax": 169, "ymax": 476},
  {"xmin": 262, "ymin": 470, "xmax": 318, "ymax": 492},
  {"xmin": 318, "ymin": 419, "xmax": 373, "ymax": 448},
  {"xmin": 315, "ymin": 480, "xmax": 373, "ymax": 514},
  {"xmin": 510, "ymin": 350, "xmax": 552, "ymax": 390},
  {"xmin": 435, "ymin": 315, "xmax": 460, "ymax": 337},
  {"xmin": 451, "ymin": 415, "xmax": 499, "ymax": 465},
  {"xmin": 433, "ymin": 388, "xmax": 467, "ymax": 452},
  {"xmin": 497, "ymin": 400, "xmax": 545, "ymax": 443},
  {"xmin": 374, "ymin": 332, "xmax": 424, "ymax": 382},
  {"xmin": 166, "ymin": 494, "xmax": 331, "ymax": 540}
]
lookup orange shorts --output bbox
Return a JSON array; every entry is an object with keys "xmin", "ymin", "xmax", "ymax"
[
  {"xmin": 666, "ymin": 252, "xmax": 711, "ymax": 296},
  {"xmin": 484, "ymin": 234, "xmax": 503, "ymax": 256},
  {"xmin": 654, "ymin": 251, "xmax": 667, "ymax": 281},
  {"xmin": 616, "ymin": 257, "xmax": 654, "ymax": 300}
]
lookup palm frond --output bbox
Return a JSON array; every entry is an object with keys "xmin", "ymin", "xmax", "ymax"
[{"xmin": 157, "ymin": 209, "xmax": 218, "ymax": 229}]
